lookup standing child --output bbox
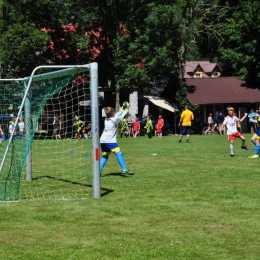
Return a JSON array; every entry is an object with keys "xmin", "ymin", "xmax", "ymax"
[
  {"xmin": 146, "ymin": 116, "xmax": 153, "ymax": 139},
  {"xmin": 100, "ymin": 102, "xmax": 134, "ymax": 175},
  {"xmin": 127, "ymin": 115, "xmax": 133, "ymax": 137},
  {"xmin": 157, "ymin": 115, "xmax": 164, "ymax": 140},
  {"xmin": 204, "ymin": 113, "xmax": 214, "ymax": 135},
  {"xmin": 8, "ymin": 120, "xmax": 16, "ymax": 139},
  {"xmin": 133, "ymin": 117, "xmax": 140, "ymax": 138},
  {"xmin": 222, "ymin": 106, "xmax": 250, "ymax": 157},
  {"xmin": 18, "ymin": 117, "xmax": 25, "ymax": 139},
  {"xmin": 120, "ymin": 117, "xmax": 128, "ymax": 138},
  {"xmin": 53, "ymin": 115, "xmax": 61, "ymax": 139},
  {"xmin": 73, "ymin": 116, "xmax": 85, "ymax": 140}
]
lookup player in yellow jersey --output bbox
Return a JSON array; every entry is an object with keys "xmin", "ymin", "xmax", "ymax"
[{"xmin": 178, "ymin": 105, "xmax": 194, "ymax": 143}]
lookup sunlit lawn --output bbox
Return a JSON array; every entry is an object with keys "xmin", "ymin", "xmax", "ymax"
[{"xmin": 0, "ymin": 133, "xmax": 259, "ymax": 259}]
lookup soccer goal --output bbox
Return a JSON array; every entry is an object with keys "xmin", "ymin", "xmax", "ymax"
[{"xmin": 0, "ymin": 63, "xmax": 100, "ymax": 201}]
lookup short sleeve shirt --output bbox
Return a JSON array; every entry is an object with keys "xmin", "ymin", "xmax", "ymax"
[
  {"xmin": 223, "ymin": 116, "xmax": 239, "ymax": 134},
  {"xmin": 181, "ymin": 110, "xmax": 194, "ymax": 126}
]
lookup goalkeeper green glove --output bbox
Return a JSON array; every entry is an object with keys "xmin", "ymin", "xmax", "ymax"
[{"xmin": 122, "ymin": 101, "xmax": 130, "ymax": 110}]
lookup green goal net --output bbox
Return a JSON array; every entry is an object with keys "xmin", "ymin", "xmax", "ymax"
[{"xmin": 0, "ymin": 64, "xmax": 100, "ymax": 201}]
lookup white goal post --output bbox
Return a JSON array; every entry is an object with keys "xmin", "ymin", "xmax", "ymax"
[{"xmin": 0, "ymin": 63, "xmax": 101, "ymax": 199}]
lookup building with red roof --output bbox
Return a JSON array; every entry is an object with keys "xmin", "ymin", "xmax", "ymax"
[{"xmin": 184, "ymin": 63, "xmax": 260, "ymax": 132}]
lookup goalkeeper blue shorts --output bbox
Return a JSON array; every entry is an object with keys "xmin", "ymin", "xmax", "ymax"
[{"xmin": 101, "ymin": 143, "xmax": 120, "ymax": 155}]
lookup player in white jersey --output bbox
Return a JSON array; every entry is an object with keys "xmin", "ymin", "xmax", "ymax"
[
  {"xmin": 222, "ymin": 106, "xmax": 249, "ymax": 157},
  {"xmin": 100, "ymin": 102, "xmax": 134, "ymax": 175},
  {"xmin": 18, "ymin": 117, "xmax": 25, "ymax": 139}
]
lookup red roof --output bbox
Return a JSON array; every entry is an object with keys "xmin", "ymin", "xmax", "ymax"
[
  {"xmin": 185, "ymin": 77, "xmax": 260, "ymax": 105},
  {"xmin": 185, "ymin": 61, "xmax": 221, "ymax": 73}
]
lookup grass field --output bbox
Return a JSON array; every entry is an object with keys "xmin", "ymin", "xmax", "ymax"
[{"xmin": 0, "ymin": 134, "xmax": 260, "ymax": 259}]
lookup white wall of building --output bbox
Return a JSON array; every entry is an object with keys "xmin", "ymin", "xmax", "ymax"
[{"xmin": 129, "ymin": 91, "xmax": 138, "ymax": 119}]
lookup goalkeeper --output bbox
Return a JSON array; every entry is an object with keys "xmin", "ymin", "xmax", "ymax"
[{"xmin": 100, "ymin": 102, "xmax": 134, "ymax": 175}]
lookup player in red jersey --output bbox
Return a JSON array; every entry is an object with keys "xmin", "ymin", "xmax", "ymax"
[
  {"xmin": 157, "ymin": 115, "xmax": 164, "ymax": 140},
  {"xmin": 133, "ymin": 118, "xmax": 140, "ymax": 138}
]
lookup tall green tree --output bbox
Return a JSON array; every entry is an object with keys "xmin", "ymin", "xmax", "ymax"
[
  {"xmin": 111, "ymin": 0, "xmax": 229, "ymax": 110},
  {"xmin": 217, "ymin": 1, "xmax": 260, "ymax": 83},
  {"xmin": 0, "ymin": 0, "xmax": 51, "ymax": 77},
  {"xmin": 0, "ymin": 0, "xmax": 99, "ymax": 77}
]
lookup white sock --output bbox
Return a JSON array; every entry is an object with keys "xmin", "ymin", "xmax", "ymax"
[{"xmin": 230, "ymin": 144, "xmax": 234, "ymax": 155}]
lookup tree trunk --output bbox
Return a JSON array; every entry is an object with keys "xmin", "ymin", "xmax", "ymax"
[
  {"xmin": 178, "ymin": 41, "xmax": 186, "ymax": 79},
  {"xmin": 115, "ymin": 81, "xmax": 120, "ymax": 112}
]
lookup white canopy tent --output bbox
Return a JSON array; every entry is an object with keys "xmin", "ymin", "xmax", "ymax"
[{"xmin": 143, "ymin": 95, "xmax": 179, "ymax": 133}]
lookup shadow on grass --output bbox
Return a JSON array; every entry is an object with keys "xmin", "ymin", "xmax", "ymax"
[
  {"xmin": 102, "ymin": 172, "xmax": 133, "ymax": 177},
  {"xmin": 32, "ymin": 175, "xmax": 114, "ymax": 197}
]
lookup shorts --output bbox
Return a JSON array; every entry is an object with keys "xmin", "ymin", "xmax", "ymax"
[
  {"xmin": 53, "ymin": 128, "xmax": 60, "ymax": 135},
  {"xmin": 180, "ymin": 126, "xmax": 191, "ymax": 135},
  {"xmin": 101, "ymin": 143, "xmax": 120, "ymax": 155},
  {"xmin": 253, "ymin": 129, "xmax": 260, "ymax": 139},
  {"xmin": 157, "ymin": 127, "xmax": 162, "ymax": 133},
  {"xmin": 228, "ymin": 132, "xmax": 242, "ymax": 140}
]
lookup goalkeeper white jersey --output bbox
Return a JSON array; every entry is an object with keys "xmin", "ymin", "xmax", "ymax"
[{"xmin": 100, "ymin": 110, "xmax": 129, "ymax": 143}]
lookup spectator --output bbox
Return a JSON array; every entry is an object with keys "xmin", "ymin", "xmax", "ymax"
[
  {"xmin": 156, "ymin": 115, "xmax": 164, "ymax": 140},
  {"xmin": 248, "ymin": 109, "xmax": 256, "ymax": 133},
  {"xmin": 178, "ymin": 105, "xmax": 194, "ymax": 143},
  {"xmin": 255, "ymin": 110, "xmax": 259, "ymax": 120},
  {"xmin": 127, "ymin": 114, "xmax": 133, "ymax": 137},
  {"xmin": 84, "ymin": 123, "xmax": 92, "ymax": 138},
  {"xmin": 8, "ymin": 120, "xmax": 16, "ymax": 139},
  {"xmin": 204, "ymin": 113, "xmax": 214, "ymax": 135},
  {"xmin": 53, "ymin": 115, "xmax": 61, "ymax": 139},
  {"xmin": 18, "ymin": 117, "xmax": 25, "ymax": 140},
  {"xmin": 162, "ymin": 121, "xmax": 170, "ymax": 136},
  {"xmin": 133, "ymin": 118, "xmax": 140, "ymax": 138},
  {"xmin": 73, "ymin": 116, "xmax": 85, "ymax": 140},
  {"xmin": 145, "ymin": 116, "xmax": 153, "ymax": 139},
  {"xmin": 120, "ymin": 116, "xmax": 128, "ymax": 138},
  {"xmin": 216, "ymin": 111, "xmax": 225, "ymax": 134}
]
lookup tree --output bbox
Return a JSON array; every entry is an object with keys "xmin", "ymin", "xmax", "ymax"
[
  {"xmin": 216, "ymin": 1, "xmax": 260, "ymax": 83},
  {"xmin": 110, "ymin": 0, "xmax": 230, "ymax": 116},
  {"xmin": 112, "ymin": 1, "xmax": 184, "ymax": 94},
  {"xmin": 0, "ymin": 0, "xmax": 102, "ymax": 77}
]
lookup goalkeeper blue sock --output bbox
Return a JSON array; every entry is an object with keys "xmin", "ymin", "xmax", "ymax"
[
  {"xmin": 256, "ymin": 145, "xmax": 260, "ymax": 155},
  {"xmin": 115, "ymin": 151, "xmax": 127, "ymax": 171},
  {"xmin": 100, "ymin": 155, "xmax": 108, "ymax": 172}
]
